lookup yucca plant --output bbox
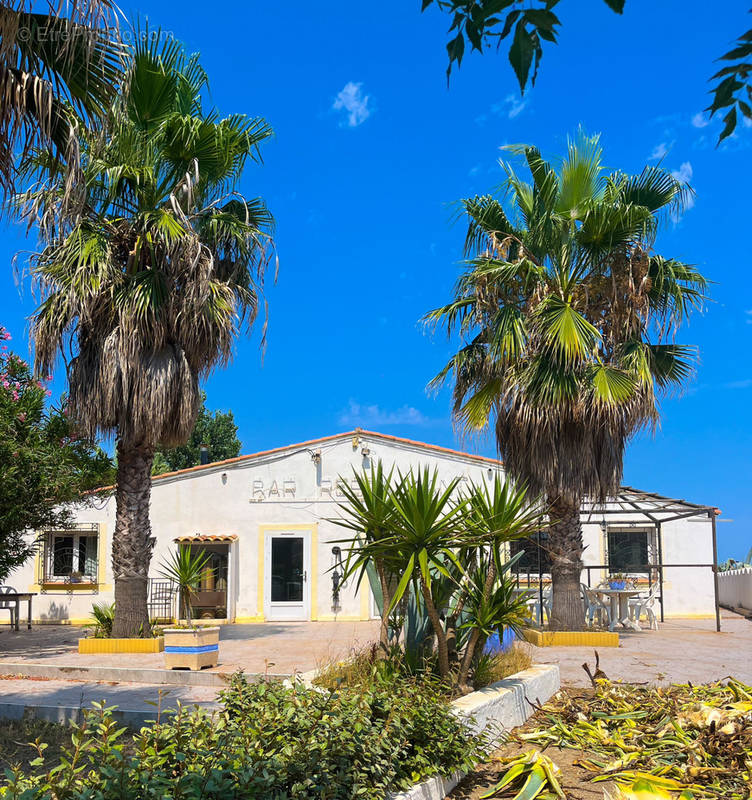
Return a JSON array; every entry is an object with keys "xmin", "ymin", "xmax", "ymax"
[
  {"xmin": 158, "ymin": 547, "xmax": 210, "ymax": 627},
  {"xmin": 334, "ymin": 462, "xmax": 543, "ymax": 685},
  {"xmin": 22, "ymin": 33, "xmax": 274, "ymax": 637},
  {"xmin": 427, "ymin": 129, "xmax": 707, "ymax": 630}
]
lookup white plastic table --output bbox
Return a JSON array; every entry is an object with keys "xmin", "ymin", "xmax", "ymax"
[{"xmin": 592, "ymin": 588, "xmax": 643, "ymax": 632}]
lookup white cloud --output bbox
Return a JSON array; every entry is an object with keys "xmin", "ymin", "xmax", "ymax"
[
  {"xmin": 670, "ymin": 161, "xmax": 695, "ymax": 214},
  {"xmin": 337, "ymin": 400, "xmax": 439, "ymax": 428},
  {"xmin": 649, "ymin": 141, "xmax": 672, "ymax": 160},
  {"xmin": 491, "ymin": 94, "xmax": 527, "ymax": 119},
  {"xmin": 671, "ymin": 161, "xmax": 693, "ymax": 183},
  {"xmin": 332, "ymin": 82, "xmax": 372, "ymax": 128},
  {"xmin": 477, "ymin": 95, "xmax": 528, "ymax": 125},
  {"xmin": 691, "ymin": 112, "xmax": 710, "ymax": 129},
  {"xmin": 724, "ymin": 378, "xmax": 752, "ymax": 390}
]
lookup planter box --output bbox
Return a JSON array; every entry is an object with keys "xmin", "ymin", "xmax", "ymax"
[
  {"xmin": 78, "ymin": 637, "xmax": 164, "ymax": 654},
  {"xmin": 521, "ymin": 627, "xmax": 619, "ymax": 647},
  {"xmin": 164, "ymin": 626, "xmax": 219, "ymax": 670}
]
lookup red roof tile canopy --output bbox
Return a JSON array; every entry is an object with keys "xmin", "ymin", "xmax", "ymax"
[{"xmin": 174, "ymin": 535, "xmax": 238, "ymax": 543}]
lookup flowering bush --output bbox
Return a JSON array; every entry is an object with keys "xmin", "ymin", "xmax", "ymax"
[{"xmin": 0, "ymin": 326, "xmax": 114, "ymax": 581}]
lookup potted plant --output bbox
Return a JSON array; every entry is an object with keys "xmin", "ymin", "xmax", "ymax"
[
  {"xmin": 159, "ymin": 547, "xmax": 220, "ymax": 670},
  {"xmin": 609, "ymin": 573, "xmax": 627, "ymax": 590}
]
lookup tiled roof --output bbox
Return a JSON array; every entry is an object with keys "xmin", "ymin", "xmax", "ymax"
[
  {"xmin": 148, "ymin": 429, "xmax": 503, "ymax": 482},
  {"xmin": 174, "ymin": 534, "xmax": 239, "ymax": 543}
]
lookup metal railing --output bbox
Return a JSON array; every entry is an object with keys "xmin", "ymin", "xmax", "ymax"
[
  {"xmin": 148, "ymin": 579, "xmax": 177, "ymax": 623},
  {"xmin": 38, "ymin": 546, "xmax": 98, "ymax": 588}
]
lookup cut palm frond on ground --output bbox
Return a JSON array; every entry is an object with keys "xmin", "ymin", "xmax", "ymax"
[
  {"xmin": 517, "ymin": 678, "xmax": 752, "ymax": 799},
  {"xmin": 480, "ymin": 750, "xmax": 565, "ymax": 799}
]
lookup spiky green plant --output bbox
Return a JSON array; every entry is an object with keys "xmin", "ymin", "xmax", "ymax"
[{"xmin": 158, "ymin": 547, "xmax": 210, "ymax": 627}]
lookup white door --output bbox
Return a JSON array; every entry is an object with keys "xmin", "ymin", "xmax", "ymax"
[{"xmin": 264, "ymin": 530, "xmax": 311, "ymax": 620}]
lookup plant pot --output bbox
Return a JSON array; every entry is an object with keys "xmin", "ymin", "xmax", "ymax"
[
  {"xmin": 163, "ymin": 626, "xmax": 219, "ymax": 670},
  {"xmin": 609, "ymin": 581, "xmax": 626, "ymax": 590}
]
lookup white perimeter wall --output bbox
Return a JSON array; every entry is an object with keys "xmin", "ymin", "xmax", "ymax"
[{"xmin": 718, "ymin": 568, "xmax": 752, "ymax": 611}]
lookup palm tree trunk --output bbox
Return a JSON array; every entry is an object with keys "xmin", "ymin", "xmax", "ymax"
[
  {"xmin": 376, "ymin": 560, "xmax": 392, "ymax": 652},
  {"xmin": 112, "ymin": 441, "xmax": 154, "ymax": 638},
  {"xmin": 457, "ymin": 557, "xmax": 496, "ymax": 687},
  {"xmin": 419, "ymin": 575, "xmax": 450, "ymax": 678},
  {"xmin": 548, "ymin": 498, "xmax": 585, "ymax": 632}
]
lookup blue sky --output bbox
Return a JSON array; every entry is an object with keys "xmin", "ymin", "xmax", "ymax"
[{"xmin": 1, "ymin": 1, "xmax": 750, "ymax": 560}]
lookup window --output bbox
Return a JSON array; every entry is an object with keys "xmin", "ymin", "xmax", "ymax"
[
  {"xmin": 41, "ymin": 526, "xmax": 99, "ymax": 584},
  {"xmin": 607, "ymin": 529, "xmax": 650, "ymax": 574},
  {"xmin": 510, "ymin": 532, "xmax": 552, "ymax": 574}
]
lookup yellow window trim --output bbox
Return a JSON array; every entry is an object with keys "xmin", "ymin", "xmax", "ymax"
[{"xmin": 30, "ymin": 523, "xmax": 107, "ymax": 593}]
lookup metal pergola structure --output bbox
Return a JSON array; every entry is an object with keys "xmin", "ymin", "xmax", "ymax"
[{"xmin": 522, "ymin": 486, "xmax": 722, "ymax": 631}]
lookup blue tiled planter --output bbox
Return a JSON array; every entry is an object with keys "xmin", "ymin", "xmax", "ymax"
[{"xmin": 484, "ymin": 626, "xmax": 517, "ymax": 654}]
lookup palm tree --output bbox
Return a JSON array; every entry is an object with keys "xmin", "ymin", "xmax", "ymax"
[
  {"xmin": 0, "ymin": 0, "xmax": 122, "ymax": 202},
  {"xmin": 427, "ymin": 130, "xmax": 707, "ymax": 630},
  {"xmin": 24, "ymin": 36, "xmax": 274, "ymax": 637}
]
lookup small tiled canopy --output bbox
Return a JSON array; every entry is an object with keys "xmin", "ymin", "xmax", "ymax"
[{"xmin": 174, "ymin": 534, "xmax": 238, "ymax": 543}]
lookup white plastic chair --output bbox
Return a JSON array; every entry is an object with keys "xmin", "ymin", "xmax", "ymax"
[
  {"xmin": 526, "ymin": 584, "xmax": 552, "ymax": 625},
  {"xmin": 582, "ymin": 584, "xmax": 611, "ymax": 628},
  {"xmin": 0, "ymin": 586, "xmax": 18, "ymax": 628},
  {"xmin": 629, "ymin": 583, "xmax": 659, "ymax": 630}
]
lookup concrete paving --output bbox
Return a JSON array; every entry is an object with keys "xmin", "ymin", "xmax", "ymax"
[
  {"xmin": 0, "ymin": 620, "xmax": 382, "ymax": 676},
  {"xmin": 531, "ymin": 612, "xmax": 752, "ymax": 687},
  {"xmin": 0, "ymin": 613, "xmax": 749, "ymax": 725}
]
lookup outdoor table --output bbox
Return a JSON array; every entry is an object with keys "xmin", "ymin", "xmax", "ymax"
[
  {"xmin": 2, "ymin": 593, "xmax": 36, "ymax": 631},
  {"xmin": 592, "ymin": 588, "xmax": 643, "ymax": 632}
]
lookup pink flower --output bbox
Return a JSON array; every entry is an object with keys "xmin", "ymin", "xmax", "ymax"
[
  {"xmin": 45, "ymin": 389, "xmax": 52, "ymax": 397},
  {"xmin": 1, "ymin": 380, "xmax": 8, "ymax": 388},
  {"xmin": 11, "ymin": 390, "xmax": 19, "ymax": 401},
  {"xmin": 17, "ymin": 412, "xmax": 26, "ymax": 422}
]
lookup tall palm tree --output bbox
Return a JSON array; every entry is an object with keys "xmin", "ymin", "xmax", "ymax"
[
  {"xmin": 426, "ymin": 130, "xmax": 707, "ymax": 630},
  {"xmin": 23, "ymin": 35, "xmax": 275, "ymax": 637},
  {"xmin": 0, "ymin": 0, "xmax": 122, "ymax": 202}
]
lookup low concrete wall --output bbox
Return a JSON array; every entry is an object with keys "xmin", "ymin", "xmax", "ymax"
[
  {"xmin": 718, "ymin": 568, "xmax": 752, "ymax": 611},
  {"xmin": 391, "ymin": 664, "xmax": 560, "ymax": 800}
]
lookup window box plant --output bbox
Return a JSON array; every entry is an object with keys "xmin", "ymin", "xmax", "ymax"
[{"xmin": 159, "ymin": 547, "xmax": 219, "ymax": 670}]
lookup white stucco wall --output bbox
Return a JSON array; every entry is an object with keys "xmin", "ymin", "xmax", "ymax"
[{"xmin": 5, "ymin": 430, "xmax": 718, "ymax": 624}]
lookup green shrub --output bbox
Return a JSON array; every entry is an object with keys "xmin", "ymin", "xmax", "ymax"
[
  {"xmin": 0, "ymin": 672, "xmax": 492, "ymax": 799},
  {"xmin": 85, "ymin": 602, "xmax": 115, "ymax": 638}
]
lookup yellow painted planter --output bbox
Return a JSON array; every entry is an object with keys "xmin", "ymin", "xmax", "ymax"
[
  {"xmin": 78, "ymin": 637, "xmax": 164, "ymax": 654},
  {"xmin": 164, "ymin": 626, "xmax": 219, "ymax": 670},
  {"xmin": 522, "ymin": 627, "xmax": 619, "ymax": 647}
]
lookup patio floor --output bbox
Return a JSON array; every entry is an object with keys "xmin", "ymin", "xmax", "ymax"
[
  {"xmin": 0, "ymin": 620, "xmax": 382, "ymax": 676},
  {"xmin": 0, "ymin": 613, "xmax": 749, "ymax": 717},
  {"xmin": 531, "ymin": 611, "xmax": 752, "ymax": 687}
]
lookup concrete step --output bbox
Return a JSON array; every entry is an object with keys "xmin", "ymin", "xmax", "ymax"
[{"xmin": 0, "ymin": 662, "xmax": 286, "ymax": 687}]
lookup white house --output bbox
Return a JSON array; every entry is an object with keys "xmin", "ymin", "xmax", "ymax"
[{"xmin": 8, "ymin": 429, "xmax": 721, "ymax": 626}]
